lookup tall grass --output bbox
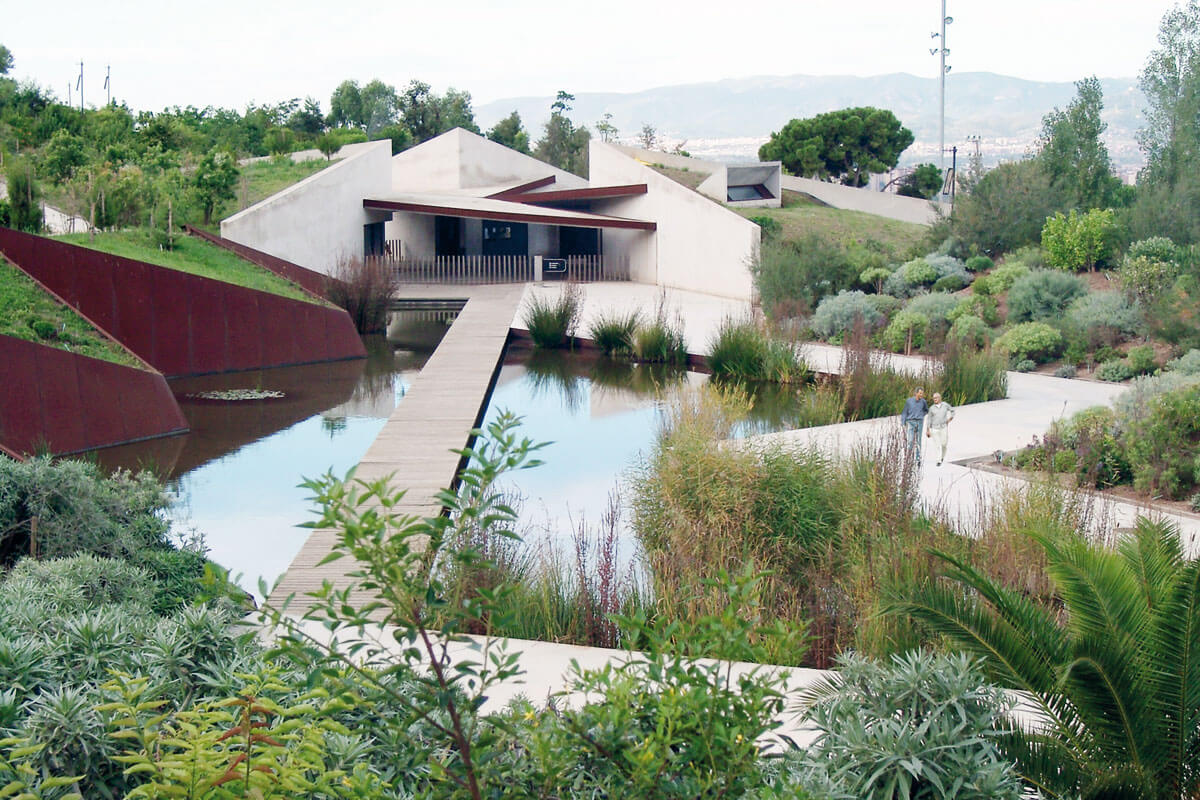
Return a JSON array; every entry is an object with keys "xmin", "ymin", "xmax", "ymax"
[
  {"xmin": 522, "ymin": 284, "xmax": 583, "ymax": 349},
  {"xmin": 633, "ymin": 318, "xmax": 688, "ymax": 364},
  {"xmin": 839, "ymin": 318, "xmax": 925, "ymax": 420},
  {"xmin": 588, "ymin": 309, "xmax": 640, "ymax": 356},
  {"xmin": 326, "ymin": 256, "xmax": 396, "ymax": 334},
  {"xmin": 937, "ymin": 343, "xmax": 1008, "ymax": 405},
  {"xmin": 707, "ymin": 316, "xmax": 810, "ymax": 383}
]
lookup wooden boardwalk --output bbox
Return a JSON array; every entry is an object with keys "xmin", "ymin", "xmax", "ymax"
[{"xmin": 268, "ymin": 284, "xmax": 524, "ymax": 613}]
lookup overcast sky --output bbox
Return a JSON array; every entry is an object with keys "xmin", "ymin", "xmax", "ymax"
[{"xmin": 6, "ymin": 0, "xmax": 1181, "ymax": 113}]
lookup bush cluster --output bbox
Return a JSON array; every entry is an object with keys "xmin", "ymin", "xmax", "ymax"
[
  {"xmin": 1006, "ymin": 269, "xmax": 1088, "ymax": 323},
  {"xmin": 971, "ymin": 261, "xmax": 1030, "ymax": 296},
  {"xmin": 1065, "ymin": 290, "xmax": 1143, "ymax": 347},
  {"xmin": 811, "ymin": 290, "xmax": 884, "ymax": 340},
  {"xmin": 522, "ymin": 284, "xmax": 584, "ymax": 348},
  {"xmin": 707, "ymin": 317, "xmax": 809, "ymax": 383},
  {"xmin": 995, "ymin": 322, "xmax": 1064, "ymax": 363}
]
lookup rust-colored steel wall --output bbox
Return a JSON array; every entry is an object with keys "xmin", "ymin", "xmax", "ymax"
[
  {"xmin": 0, "ymin": 335, "xmax": 187, "ymax": 458},
  {"xmin": 0, "ymin": 228, "xmax": 365, "ymax": 377},
  {"xmin": 184, "ymin": 225, "xmax": 333, "ymax": 299}
]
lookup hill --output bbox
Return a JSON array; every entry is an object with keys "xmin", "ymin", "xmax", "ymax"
[{"xmin": 477, "ymin": 72, "xmax": 1144, "ymax": 171}]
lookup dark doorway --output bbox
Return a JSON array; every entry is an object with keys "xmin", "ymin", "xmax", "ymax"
[
  {"xmin": 482, "ymin": 220, "xmax": 528, "ymax": 256},
  {"xmin": 363, "ymin": 221, "xmax": 385, "ymax": 258},
  {"xmin": 560, "ymin": 226, "xmax": 600, "ymax": 257},
  {"xmin": 435, "ymin": 216, "xmax": 464, "ymax": 256}
]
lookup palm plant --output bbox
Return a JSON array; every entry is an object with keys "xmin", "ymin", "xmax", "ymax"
[{"xmin": 889, "ymin": 518, "xmax": 1200, "ymax": 799}]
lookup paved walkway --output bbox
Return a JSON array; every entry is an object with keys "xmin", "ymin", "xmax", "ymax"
[{"xmin": 268, "ymin": 284, "xmax": 524, "ymax": 613}]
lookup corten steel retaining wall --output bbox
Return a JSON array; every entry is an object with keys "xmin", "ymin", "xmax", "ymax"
[
  {"xmin": 0, "ymin": 228, "xmax": 365, "ymax": 377},
  {"xmin": 183, "ymin": 225, "xmax": 332, "ymax": 299},
  {"xmin": 0, "ymin": 335, "xmax": 187, "ymax": 458}
]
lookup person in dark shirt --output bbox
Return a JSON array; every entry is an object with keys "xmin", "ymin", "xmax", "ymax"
[{"xmin": 901, "ymin": 387, "xmax": 929, "ymax": 465}]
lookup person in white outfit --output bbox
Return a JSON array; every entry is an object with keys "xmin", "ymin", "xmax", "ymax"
[{"xmin": 925, "ymin": 392, "xmax": 955, "ymax": 466}]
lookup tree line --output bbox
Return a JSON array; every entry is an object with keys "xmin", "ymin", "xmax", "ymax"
[{"xmin": 0, "ymin": 48, "xmax": 596, "ymax": 234}]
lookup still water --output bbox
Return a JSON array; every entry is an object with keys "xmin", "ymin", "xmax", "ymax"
[
  {"xmin": 93, "ymin": 312, "xmax": 453, "ymax": 594},
  {"xmin": 480, "ymin": 345, "xmax": 812, "ymax": 557}
]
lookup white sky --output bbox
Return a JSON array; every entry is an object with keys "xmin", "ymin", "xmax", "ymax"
[{"xmin": 5, "ymin": 0, "xmax": 1180, "ymax": 113}]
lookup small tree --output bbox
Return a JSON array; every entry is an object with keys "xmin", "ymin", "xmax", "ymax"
[
  {"xmin": 486, "ymin": 111, "xmax": 530, "ymax": 154},
  {"xmin": 896, "ymin": 163, "xmax": 942, "ymax": 199},
  {"xmin": 759, "ymin": 107, "xmax": 914, "ymax": 186},
  {"xmin": 315, "ymin": 133, "xmax": 341, "ymax": 161},
  {"xmin": 1041, "ymin": 207, "xmax": 1118, "ymax": 271},
  {"xmin": 638, "ymin": 123, "xmax": 657, "ymax": 150},
  {"xmin": 534, "ymin": 91, "xmax": 590, "ymax": 177},
  {"xmin": 191, "ymin": 149, "xmax": 238, "ymax": 226},
  {"xmin": 5, "ymin": 158, "xmax": 43, "ymax": 233}
]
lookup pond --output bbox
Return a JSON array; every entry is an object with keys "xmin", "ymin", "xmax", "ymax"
[
  {"xmin": 479, "ymin": 344, "xmax": 818, "ymax": 562},
  {"xmin": 91, "ymin": 310, "xmax": 455, "ymax": 594}
]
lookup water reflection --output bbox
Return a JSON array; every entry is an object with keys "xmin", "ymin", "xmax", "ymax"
[{"xmin": 87, "ymin": 314, "xmax": 452, "ymax": 596}]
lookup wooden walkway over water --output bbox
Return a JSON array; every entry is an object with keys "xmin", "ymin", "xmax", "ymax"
[{"xmin": 268, "ymin": 285, "xmax": 525, "ymax": 613}]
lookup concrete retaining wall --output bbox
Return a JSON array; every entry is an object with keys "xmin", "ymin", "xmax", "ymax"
[
  {"xmin": 780, "ymin": 175, "xmax": 942, "ymax": 225},
  {"xmin": 0, "ymin": 334, "xmax": 187, "ymax": 457},
  {"xmin": 0, "ymin": 228, "xmax": 365, "ymax": 378}
]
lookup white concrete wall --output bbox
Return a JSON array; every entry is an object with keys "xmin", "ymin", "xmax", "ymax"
[
  {"xmin": 780, "ymin": 175, "xmax": 942, "ymax": 225},
  {"xmin": 529, "ymin": 224, "xmax": 556, "ymax": 257},
  {"xmin": 590, "ymin": 141, "xmax": 759, "ymax": 301},
  {"xmin": 385, "ymin": 213, "xmax": 435, "ymax": 258},
  {"xmin": 391, "ymin": 128, "xmax": 588, "ymax": 192},
  {"xmin": 221, "ymin": 140, "xmax": 393, "ymax": 274},
  {"xmin": 610, "ymin": 144, "xmax": 722, "ymax": 174},
  {"xmin": 696, "ymin": 170, "xmax": 727, "ymax": 203}
]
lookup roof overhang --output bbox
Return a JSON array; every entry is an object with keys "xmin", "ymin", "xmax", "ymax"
[
  {"xmin": 507, "ymin": 183, "xmax": 648, "ymax": 204},
  {"xmin": 363, "ymin": 194, "xmax": 657, "ymax": 231}
]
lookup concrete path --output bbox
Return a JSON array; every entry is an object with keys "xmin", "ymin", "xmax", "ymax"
[{"xmin": 268, "ymin": 284, "xmax": 524, "ymax": 613}]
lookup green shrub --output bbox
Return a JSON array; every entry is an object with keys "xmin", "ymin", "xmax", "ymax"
[
  {"xmin": 811, "ymin": 291, "xmax": 884, "ymax": 340},
  {"xmin": 1124, "ymin": 384, "xmax": 1200, "ymax": 498},
  {"xmin": 1126, "ymin": 236, "xmax": 1180, "ymax": 265},
  {"xmin": 1052, "ymin": 449, "xmax": 1078, "ymax": 473},
  {"xmin": 949, "ymin": 294, "xmax": 1000, "ymax": 326},
  {"xmin": 587, "ymin": 309, "xmax": 640, "ymax": 356},
  {"xmin": 1167, "ymin": 349, "xmax": 1200, "ymax": 375},
  {"xmin": 883, "ymin": 257, "xmax": 938, "ymax": 298},
  {"xmin": 1097, "ymin": 359, "xmax": 1134, "ymax": 381},
  {"xmin": 749, "ymin": 214, "xmax": 781, "ymax": 239},
  {"xmin": 522, "ymin": 285, "xmax": 583, "ymax": 348},
  {"xmin": 0, "ymin": 458, "xmax": 171, "ymax": 566},
  {"xmin": 1006, "ymin": 269, "xmax": 1088, "ymax": 322},
  {"xmin": 792, "ymin": 651, "xmax": 1023, "ymax": 800},
  {"xmin": 1118, "ymin": 253, "xmax": 1182, "ymax": 305},
  {"xmin": 905, "ymin": 292, "xmax": 960, "ymax": 332},
  {"xmin": 1191, "ymin": 493, "xmax": 1200, "ymax": 512},
  {"xmin": 1065, "ymin": 290, "xmax": 1143, "ymax": 346},
  {"xmin": 1013, "ymin": 359, "xmax": 1036, "ymax": 372},
  {"xmin": 707, "ymin": 318, "xmax": 808, "ymax": 383},
  {"xmin": 27, "ymin": 319, "xmax": 57, "ymax": 340},
  {"xmin": 965, "ymin": 255, "xmax": 994, "ymax": 272},
  {"xmin": 753, "ymin": 235, "xmax": 861, "ymax": 318},
  {"xmin": 865, "ymin": 293, "xmax": 902, "ymax": 320},
  {"xmin": 932, "ymin": 274, "xmax": 966, "ymax": 292},
  {"xmin": 948, "ymin": 314, "xmax": 991, "ymax": 349},
  {"xmin": 995, "ymin": 322, "xmax": 1063, "ymax": 363},
  {"xmin": 1054, "ymin": 364, "xmax": 1077, "ymax": 378},
  {"xmin": 880, "ymin": 311, "xmax": 929, "ymax": 353},
  {"xmin": 990, "ymin": 261, "xmax": 1032, "ymax": 290},
  {"xmin": 1041, "ymin": 207, "xmax": 1119, "ymax": 271},
  {"xmin": 1006, "ymin": 244, "xmax": 1048, "ymax": 268},
  {"xmin": 1126, "ymin": 344, "xmax": 1158, "ymax": 375}
]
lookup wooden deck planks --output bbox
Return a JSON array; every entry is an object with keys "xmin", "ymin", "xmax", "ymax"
[{"xmin": 267, "ymin": 285, "xmax": 524, "ymax": 613}]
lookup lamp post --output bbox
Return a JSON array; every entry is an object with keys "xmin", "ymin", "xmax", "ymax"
[{"xmin": 929, "ymin": 1, "xmax": 953, "ymax": 175}]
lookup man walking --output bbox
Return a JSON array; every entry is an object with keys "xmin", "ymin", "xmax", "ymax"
[
  {"xmin": 925, "ymin": 391, "xmax": 955, "ymax": 466},
  {"xmin": 901, "ymin": 387, "xmax": 929, "ymax": 465}
]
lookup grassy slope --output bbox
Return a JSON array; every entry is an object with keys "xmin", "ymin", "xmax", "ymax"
[
  {"xmin": 54, "ymin": 232, "xmax": 322, "ymax": 304},
  {"xmin": 0, "ymin": 257, "xmax": 141, "ymax": 367},
  {"xmin": 223, "ymin": 157, "xmax": 339, "ymax": 216},
  {"xmin": 736, "ymin": 203, "xmax": 927, "ymax": 256}
]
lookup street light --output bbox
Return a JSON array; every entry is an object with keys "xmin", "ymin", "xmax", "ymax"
[{"xmin": 930, "ymin": 2, "xmax": 953, "ymax": 176}]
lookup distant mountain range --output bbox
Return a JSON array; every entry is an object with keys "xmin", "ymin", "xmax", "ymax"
[{"xmin": 476, "ymin": 72, "xmax": 1146, "ymax": 173}]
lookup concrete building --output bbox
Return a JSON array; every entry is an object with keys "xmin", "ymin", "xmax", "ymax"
[{"xmin": 221, "ymin": 129, "xmax": 762, "ymax": 301}]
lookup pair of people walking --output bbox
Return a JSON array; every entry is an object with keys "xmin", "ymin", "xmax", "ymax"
[{"xmin": 901, "ymin": 387, "xmax": 954, "ymax": 466}]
